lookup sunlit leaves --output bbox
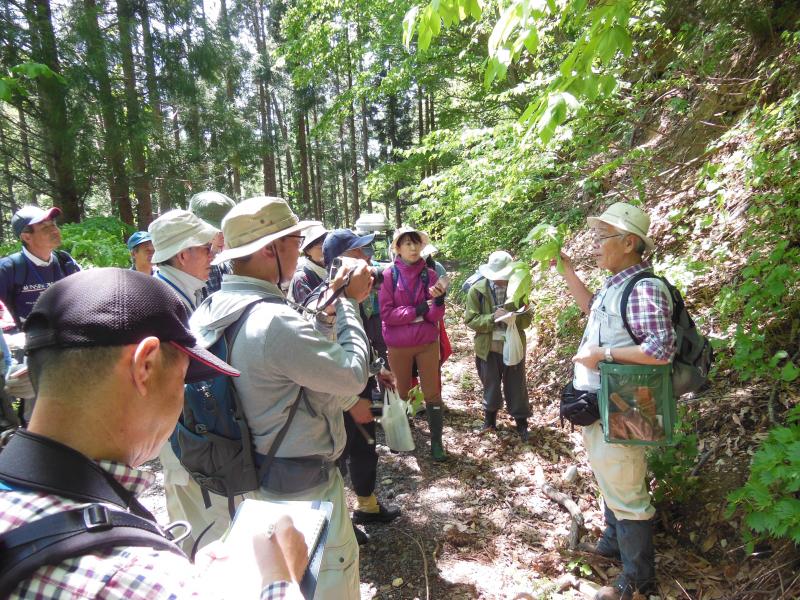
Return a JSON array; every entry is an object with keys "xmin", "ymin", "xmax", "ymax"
[{"xmin": 404, "ymin": 0, "xmax": 638, "ymax": 144}]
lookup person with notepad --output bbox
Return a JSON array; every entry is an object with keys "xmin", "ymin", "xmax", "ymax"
[
  {"xmin": 464, "ymin": 250, "xmax": 533, "ymax": 441},
  {"xmin": 0, "ymin": 269, "xmax": 309, "ymax": 599},
  {"xmin": 191, "ymin": 196, "xmax": 373, "ymax": 600}
]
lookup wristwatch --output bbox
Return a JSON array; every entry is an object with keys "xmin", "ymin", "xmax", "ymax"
[{"xmin": 604, "ymin": 347, "xmax": 613, "ymax": 362}]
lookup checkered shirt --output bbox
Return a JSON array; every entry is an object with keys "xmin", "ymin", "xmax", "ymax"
[
  {"xmin": 204, "ymin": 261, "xmax": 232, "ymax": 297},
  {"xmin": 0, "ymin": 460, "xmax": 297, "ymax": 599},
  {"xmin": 602, "ymin": 261, "xmax": 676, "ymax": 361}
]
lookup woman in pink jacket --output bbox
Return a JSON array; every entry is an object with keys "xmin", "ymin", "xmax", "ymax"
[{"xmin": 379, "ymin": 226, "xmax": 448, "ymax": 461}]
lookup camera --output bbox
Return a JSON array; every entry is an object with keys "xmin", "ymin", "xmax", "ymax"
[{"xmin": 328, "ymin": 256, "xmax": 384, "ymax": 286}]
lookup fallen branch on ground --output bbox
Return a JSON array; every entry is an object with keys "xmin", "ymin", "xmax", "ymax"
[{"xmin": 534, "ymin": 465, "xmax": 585, "ymax": 549}]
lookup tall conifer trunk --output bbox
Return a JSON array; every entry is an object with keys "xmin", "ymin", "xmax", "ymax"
[
  {"xmin": 80, "ymin": 0, "xmax": 133, "ymax": 224},
  {"xmin": 117, "ymin": 0, "xmax": 152, "ymax": 228}
]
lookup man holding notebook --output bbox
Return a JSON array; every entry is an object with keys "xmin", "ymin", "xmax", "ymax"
[
  {"xmin": 191, "ymin": 196, "xmax": 373, "ymax": 599},
  {"xmin": 0, "ymin": 269, "xmax": 308, "ymax": 599}
]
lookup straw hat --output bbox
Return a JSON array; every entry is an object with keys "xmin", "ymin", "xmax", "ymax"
[
  {"xmin": 587, "ymin": 202, "xmax": 654, "ymax": 253},
  {"xmin": 214, "ymin": 196, "xmax": 318, "ymax": 263}
]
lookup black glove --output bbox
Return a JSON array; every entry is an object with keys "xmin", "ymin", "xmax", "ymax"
[
  {"xmin": 415, "ymin": 302, "xmax": 430, "ymax": 316},
  {"xmin": 434, "ymin": 294, "xmax": 446, "ymax": 306}
]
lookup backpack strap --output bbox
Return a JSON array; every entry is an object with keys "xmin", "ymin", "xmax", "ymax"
[
  {"xmin": 620, "ymin": 271, "xmax": 679, "ymax": 345},
  {"xmin": 0, "ymin": 430, "xmax": 155, "ymax": 520},
  {"xmin": 0, "ymin": 504, "xmax": 184, "ymax": 597},
  {"xmin": 9, "ymin": 252, "xmax": 27, "ymax": 329}
]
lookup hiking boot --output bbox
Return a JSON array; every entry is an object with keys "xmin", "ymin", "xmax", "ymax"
[
  {"xmin": 594, "ymin": 586, "xmax": 628, "ymax": 600},
  {"xmin": 478, "ymin": 410, "xmax": 497, "ymax": 435},
  {"xmin": 352, "ymin": 503, "xmax": 401, "ymax": 524},
  {"xmin": 353, "ymin": 524, "xmax": 369, "ymax": 545},
  {"xmin": 427, "ymin": 404, "xmax": 448, "ymax": 462},
  {"xmin": 515, "ymin": 418, "xmax": 529, "ymax": 442},
  {"xmin": 576, "ymin": 541, "xmax": 621, "ymax": 559}
]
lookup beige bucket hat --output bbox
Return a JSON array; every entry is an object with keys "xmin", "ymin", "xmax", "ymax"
[
  {"xmin": 478, "ymin": 250, "xmax": 515, "ymax": 280},
  {"xmin": 587, "ymin": 202, "xmax": 655, "ymax": 253},
  {"xmin": 214, "ymin": 196, "xmax": 319, "ymax": 263},
  {"xmin": 149, "ymin": 209, "xmax": 219, "ymax": 264},
  {"xmin": 391, "ymin": 226, "xmax": 430, "ymax": 253}
]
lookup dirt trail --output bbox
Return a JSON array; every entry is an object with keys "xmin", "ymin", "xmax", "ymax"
[{"xmin": 140, "ymin": 308, "xmax": 765, "ymax": 600}]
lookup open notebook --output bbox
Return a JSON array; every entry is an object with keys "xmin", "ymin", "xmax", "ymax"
[{"xmin": 225, "ymin": 499, "xmax": 333, "ymax": 599}]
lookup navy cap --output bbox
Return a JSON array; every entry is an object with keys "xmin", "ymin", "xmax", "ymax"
[
  {"xmin": 12, "ymin": 206, "xmax": 61, "ymax": 239},
  {"xmin": 126, "ymin": 231, "xmax": 152, "ymax": 251},
  {"xmin": 322, "ymin": 229, "xmax": 375, "ymax": 267},
  {"xmin": 24, "ymin": 268, "xmax": 239, "ymax": 384}
]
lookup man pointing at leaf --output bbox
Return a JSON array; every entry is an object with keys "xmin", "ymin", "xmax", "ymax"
[{"xmin": 555, "ymin": 202, "xmax": 675, "ymax": 600}]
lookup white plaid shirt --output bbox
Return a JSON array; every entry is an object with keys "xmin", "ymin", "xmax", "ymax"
[{"xmin": 0, "ymin": 460, "xmax": 298, "ymax": 599}]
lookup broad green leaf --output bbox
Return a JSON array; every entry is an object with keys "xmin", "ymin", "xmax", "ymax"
[
  {"xmin": 507, "ymin": 263, "xmax": 532, "ymax": 308},
  {"xmin": 0, "ymin": 78, "xmax": 12, "ymax": 103},
  {"xmin": 468, "ymin": 0, "xmax": 482, "ymax": 19},
  {"xmin": 419, "ymin": 24, "xmax": 433, "ymax": 51},
  {"xmin": 522, "ymin": 28, "xmax": 539, "ymax": 54},
  {"xmin": 402, "ymin": 6, "xmax": 420, "ymax": 47},
  {"xmin": 489, "ymin": 2, "xmax": 522, "ymax": 53},
  {"xmin": 11, "ymin": 61, "xmax": 56, "ymax": 79},
  {"xmin": 781, "ymin": 361, "xmax": 800, "ymax": 382},
  {"xmin": 531, "ymin": 240, "xmax": 560, "ymax": 261}
]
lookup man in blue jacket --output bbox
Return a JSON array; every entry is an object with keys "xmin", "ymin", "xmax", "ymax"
[{"xmin": 0, "ymin": 206, "xmax": 80, "ymax": 330}]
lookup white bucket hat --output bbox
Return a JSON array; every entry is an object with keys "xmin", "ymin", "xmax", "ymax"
[
  {"xmin": 391, "ymin": 226, "xmax": 430, "ymax": 253},
  {"xmin": 587, "ymin": 202, "xmax": 655, "ymax": 253},
  {"xmin": 214, "ymin": 196, "xmax": 318, "ymax": 263},
  {"xmin": 300, "ymin": 223, "xmax": 328, "ymax": 252},
  {"xmin": 149, "ymin": 209, "xmax": 219, "ymax": 264},
  {"xmin": 478, "ymin": 250, "xmax": 515, "ymax": 281}
]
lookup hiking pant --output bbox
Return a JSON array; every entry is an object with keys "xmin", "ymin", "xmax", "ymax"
[
  {"xmin": 388, "ymin": 341, "xmax": 441, "ymax": 404},
  {"xmin": 583, "ymin": 422, "xmax": 655, "ymax": 590},
  {"xmin": 340, "ymin": 411, "xmax": 378, "ymax": 497},
  {"xmin": 159, "ymin": 443, "xmax": 231, "ymax": 551},
  {"xmin": 249, "ymin": 469, "xmax": 359, "ymax": 600},
  {"xmin": 475, "ymin": 351, "xmax": 530, "ymax": 419},
  {"xmin": 600, "ymin": 502, "xmax": 656, "ymax": 591}
]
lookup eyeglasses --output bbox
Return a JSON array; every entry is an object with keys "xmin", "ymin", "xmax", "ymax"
[
  {"xmin": 285, "ymin": 234, "xmax": 305, "ymax": 245},
  {"xmin": 592, "ymin": 233, "xmax": 625, "ymax": 244}
]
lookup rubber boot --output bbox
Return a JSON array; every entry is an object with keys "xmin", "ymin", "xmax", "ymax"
[
  {"xmin": 515, "ymin": 418, "xmax": 529, "ymax": 442},
  {"xmin": 479, "ymin": 410, "xmax": 497, "ymax": 434},
  {"xmin": 426, "ymin": 404, "xmax": 448, "ymax": 462}
]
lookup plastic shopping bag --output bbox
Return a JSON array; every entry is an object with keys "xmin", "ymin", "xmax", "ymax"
[
  {"xmin": 503, "ymin": 318, "xmax": 524, "ymax": 366},
  {"xmin": 380, "ymin": 389, "xmax": 415, "ymax": 452}
]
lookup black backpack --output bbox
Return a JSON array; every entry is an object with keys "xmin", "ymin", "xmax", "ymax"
[
  {"xmin": 620, "ymin": 272, "xmax": 714, "ymax": 396},
  {"xmin": 170, "ymin": 297, "xmax": 303, "ymax": 517},
  {"xmin": 0, "ymin": 430, "xmax": 185, "ymax": 597}
]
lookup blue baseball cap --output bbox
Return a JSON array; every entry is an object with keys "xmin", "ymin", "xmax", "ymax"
[
  {"xmin": 12, "ymin": 206, "xmax": 61, "ymax": 239},
  {"xmin": 126, "ymin": 231, "xmax": 152, "ymax": 251},
  {"xmin": 322, "ymin": 229, "xmax": 375, "ymax": 267}
]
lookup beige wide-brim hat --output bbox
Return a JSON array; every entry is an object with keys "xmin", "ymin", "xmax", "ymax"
[
  {"xmin": 300, "ymin": 223, "xmax": 328, "ymax": 252},
  {"xmin": 587, "ymin": 202, "xmax": 655, "ymax": 253},
  {"xmin": 478, "ymin": 250, "xmax": 515, "ymax": 280},
  {"xmin": 391, "ymin": 226, "xmax": 430, "ymax": 253},
  {"xmin": 214, "ymin": 196, "xmax": 319, "ymax": 263},
  {"xmin": 149, "ymin": 209, "xmax": 219, "ymax": 264}
]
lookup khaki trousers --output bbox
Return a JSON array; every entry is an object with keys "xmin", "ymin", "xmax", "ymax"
[{"xmin": 388, "ymin": 341, "xmax": 441, "ymax": 404}]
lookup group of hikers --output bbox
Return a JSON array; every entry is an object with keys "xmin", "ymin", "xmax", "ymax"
[{"xmin": 0, "ymin": 195, "xmax": 676, "ymax": 600}]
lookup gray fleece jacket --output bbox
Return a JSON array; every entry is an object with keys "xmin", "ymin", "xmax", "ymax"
[{"xmin": 190, "ymin": 275, "xmax": 369, "ymax": 462}]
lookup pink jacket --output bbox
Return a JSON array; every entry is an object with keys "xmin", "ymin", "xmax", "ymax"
[{"xmin": 379, "ymin": 258, "xmax": 445, "ymax": 348}]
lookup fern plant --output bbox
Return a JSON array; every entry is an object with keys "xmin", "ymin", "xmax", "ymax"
[{"xmin": 726, "ymin": 405, "xmax": 800, "ymax": 551}]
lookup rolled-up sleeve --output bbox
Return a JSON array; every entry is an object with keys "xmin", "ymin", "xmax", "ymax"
[{"xmin": 626, "ymin": 280, "xmax": 676, "ymax": 361}]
